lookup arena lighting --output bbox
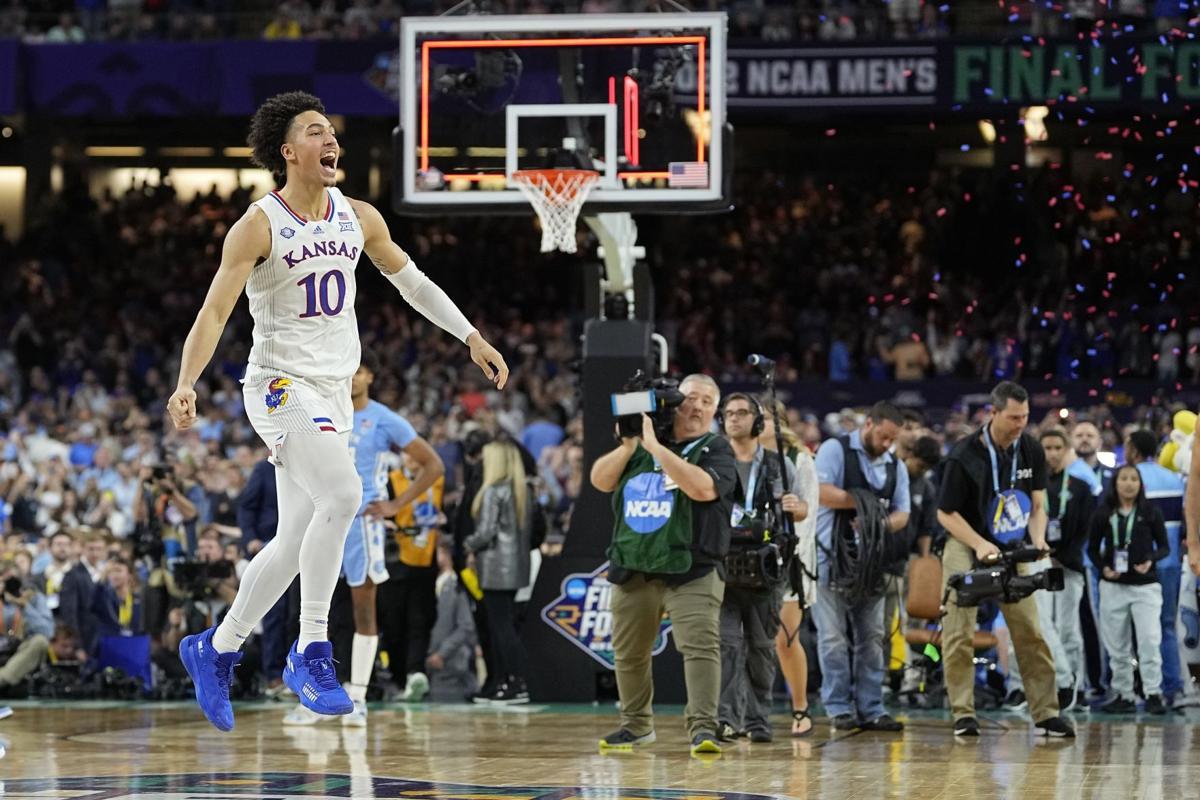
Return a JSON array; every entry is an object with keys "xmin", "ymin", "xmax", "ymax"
[
  {"xmin": 683, "ymin": 108, "xmax": 711, "ymax": 148},
  {"xmin": 84, "ymin": 146, "xmax": 146, "ymax": 157},
  {"xmin": 159, "ymin": 147, "xmax": 215, "ymax": 157},
  {"xmin": 978, "ymin": 120, "xmax": 996, "ymax": 144},
  {"xmin": 222, "ymin": 147, "xmax": 253, "ymax": 158},
  {"xmin": 1021, "ymin": 106, "xmax": 1050, "ymax": 142}
]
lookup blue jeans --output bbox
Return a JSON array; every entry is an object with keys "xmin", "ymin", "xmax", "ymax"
[
  {"xmin": 1159, "ymin": 563, "xmax": 1184, "ymax": 696},
  {"xmin": 813, "ymin": 583, "xmax": 886, "ymax": 720}
]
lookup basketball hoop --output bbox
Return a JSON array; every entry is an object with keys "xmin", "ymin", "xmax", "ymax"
[{"xmin": 511, "ymin": 168, "xmax": 600, "ymax": 254}]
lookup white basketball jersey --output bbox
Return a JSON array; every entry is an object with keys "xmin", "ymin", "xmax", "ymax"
[{"xmin": 246, "ymin": 187, "xmax": 363, "ymax": 384}]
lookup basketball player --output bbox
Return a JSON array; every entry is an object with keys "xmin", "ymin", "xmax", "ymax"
[
  {"xmin": 167, "ymin": 91, "xmax": 508, "ymax": 732},
  {"xmin": 283, "ymin": 348, "xmax": 444, "ymax": 727}
]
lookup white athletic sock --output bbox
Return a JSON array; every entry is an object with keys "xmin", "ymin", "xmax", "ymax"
[
  {"xmin": 349, "ymin": 633, "xmax": 378, "ymax": 701},
  {"xmin": 298, "ymin": 601, "xmax": 330, "ymax": 651},
  {"xmin": 212, "ymin": 612, "xmax": 254, "ymax": 654}
]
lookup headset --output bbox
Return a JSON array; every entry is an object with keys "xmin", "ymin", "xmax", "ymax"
[{"xmin": 718, "ymin": 392, "xmax": 765, "ymax": 438}]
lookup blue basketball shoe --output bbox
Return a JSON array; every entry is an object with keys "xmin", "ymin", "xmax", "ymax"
[
  {"xmin": 283, "ymin": 641, "xmax": 354, "ymax": 716},
  {"xmin": 179, "ymin": 626, "xmax": 242, "ymax": 732}
]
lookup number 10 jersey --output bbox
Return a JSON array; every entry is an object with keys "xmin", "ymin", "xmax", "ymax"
[{"xmin": 246, "ymin": 187, "xmax": 363, "ymax": 386}]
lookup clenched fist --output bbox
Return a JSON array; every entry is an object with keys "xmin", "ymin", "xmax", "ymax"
[{"xmin": 167, "ymin": 386, "xmax": 198, "ymax": 431}]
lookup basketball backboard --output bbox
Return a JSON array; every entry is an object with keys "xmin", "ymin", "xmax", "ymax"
[{"xmin": 394, "ymin": 12, "xmax": 730, "ymax": 216}]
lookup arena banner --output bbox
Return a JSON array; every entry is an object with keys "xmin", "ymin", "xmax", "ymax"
[
  {"xmin": 540, "ymin": 561, "xmax": 672, "ymax": 670},
  {"xmin": 8, "ymin": 36, "xmax": 1200, "ymax": 117},
  {"xmin": 684, "ymin": 37, "xmax": 1200, "ymax": 112},
  {"xmin": 20, "ymin": 40, "xmax": 398, "ymax": 117},
  {"xmin": 22, "ymin": 42, "xmax": 221, "ymax": 115}
]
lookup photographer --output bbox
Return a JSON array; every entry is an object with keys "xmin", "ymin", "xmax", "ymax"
[
  {"xmin": 161, "ymin": 529, "xmax": 239, "ymax": 655},
  {"xmin": 936, "ymin": 381, "xmax": 1073, "ymax": 737},
  {"xmin": 814, "ymin": 401, "xmax": 908, "ymax": 732},
  {"xmin": 0, "ymin": 561, "xmax": 54, "ymax": 693},
  {"xmin": 716, "ymin": 393, "xmax": 806, "ymax": 743},
  {"xmin": 132, "ymin": 463, "xmax": 198, "ymax": 560},
  {"xmin": 591, "ymin": 374, "xmax": 735, "ymax": 756}
]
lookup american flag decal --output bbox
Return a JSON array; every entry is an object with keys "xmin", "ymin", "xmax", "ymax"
[
  {"xmin": 667, "ymin": 161, "xmax": 709, "ymax": 188},
  {"xmin": 338, "ymin": 211, "xmax": 350, "ymax": 220}
]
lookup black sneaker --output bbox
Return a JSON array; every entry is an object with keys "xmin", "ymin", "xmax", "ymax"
[
  {"xmin": 861, "ymin": 714, "xmax": 904, "ymax": 732},
  {"xmin": 1144, "ymin": 694, "xmax": 1167, "ymax": 715},
  {"xmin": 831, "ymin": 713, "xmax": 860, "ymax": 731},
  {"xmin": 488, "ymin": 680, "xmax": 530, "ymax": 706},
  {"xmin": 1057, "ymin": 687, "xmax": 1076, "ymax": 712},
  {"xmin": 1034, "ymin": 716, "xmax": 1076, "ymax": 737},
  {"xmin": 689, "ymin": 731, "xmax": 722, "ymax": 756},
  {"xmin": 748, "ymin": 728, "xmax": 772, "ymax": 743},
  {"xmin": 1002, "ymin": 689, "xmax": 1028, "ymax": 710},
  {"xmin": 954, "ymin": 716, "xmax": 980, "ymax": 737},
  {"xmin": 598, "ymin": 728, "xmax": 656, "ymax": 753},
  {"xmin": 1100, "ymin": 697, "xmax": 1136, "ymax": 714}
]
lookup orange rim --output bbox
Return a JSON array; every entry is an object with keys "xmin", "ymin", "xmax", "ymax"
[{"xmin": 511, "ymin": 169, "xmax": 600, "ymax": 203}]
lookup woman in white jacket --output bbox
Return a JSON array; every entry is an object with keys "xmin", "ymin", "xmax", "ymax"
[{"xmin": 760, "ymin": 401, "xmax": 819, "ymax": 737}]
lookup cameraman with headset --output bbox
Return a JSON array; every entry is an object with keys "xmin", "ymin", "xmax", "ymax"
[
  {"xmin": 936, "ymin": 381, "xmax": 1074, "ymax": 738},
  {"xmin": 716, "ymin": 393, "xmax": 806, "ymax": 743},
  {"xmin": 591, "ymin": 374, "xmax": 736, "ymax": 756}
]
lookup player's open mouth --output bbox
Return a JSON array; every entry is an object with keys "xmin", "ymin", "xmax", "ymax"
[{"xmin": 320, "ymin": 152, "xmax": 337, "ymax": 176}]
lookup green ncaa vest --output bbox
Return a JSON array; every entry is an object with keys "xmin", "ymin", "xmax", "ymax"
[{"xmin": 608, "ymin": 434, "xmax": 715, "ymax": 574}]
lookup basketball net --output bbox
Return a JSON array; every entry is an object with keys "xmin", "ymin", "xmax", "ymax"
[{"xmin": 511, "ymin": 169, "xmax": 600, "ymax": 254}]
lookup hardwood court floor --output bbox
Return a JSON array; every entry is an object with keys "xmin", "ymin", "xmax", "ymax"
[{"xmin": 1, "ymin": 701, "xmax": 1197, "ymax": 800}]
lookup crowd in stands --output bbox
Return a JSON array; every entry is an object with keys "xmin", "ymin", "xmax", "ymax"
[
  {"xmin": 3, "ymin": 1, "xmax": 1196, "ymax": 44},
  {"xmin": 0, "ymin": 151, "xmax": 1197, "ymax": 702}
]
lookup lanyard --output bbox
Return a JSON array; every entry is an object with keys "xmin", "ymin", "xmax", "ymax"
[
  {"xmin": 119, "ymin": 590, "xmax": 134, "ymax": 628},
  {"xmin": 656, "ymin": 436, "xmax": 704, "ymax": 465},
  {"xmin": 1043, "ymin": 472, "xmax": 1071, "ymax": 519},
  {"xmin": 983, "ymin": 425, "xmax": 1019, "ymax": 495},
  {"xmin": 1109, "ymin": 509, "xmax": 1136, "ymax": 549},
  {"xmin": 739, "ymin": 455, "xmax": 763, "ymax": 518}
]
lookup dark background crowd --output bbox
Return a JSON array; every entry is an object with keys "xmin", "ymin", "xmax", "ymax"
[{"xmin": 1, "ymin": 151, "xmax": 1197, "ymax": 701}]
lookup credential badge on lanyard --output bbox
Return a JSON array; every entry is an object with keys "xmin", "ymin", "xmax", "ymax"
[
  {"xmin": 731, "ymin": 457, "xmax": 762, "ymax": 528},
  {"xmin": 985, "ymin": 427, "xmax": 1032, "ymax": 546}
]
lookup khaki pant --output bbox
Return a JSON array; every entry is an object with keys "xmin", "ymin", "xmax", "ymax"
[
  {"xmin": 0, "ymin": 635, "xmax": 49, "ymax": 686},
  {"xmin": 941, "ymin": 539, "xmax": 1058, "ymax": 722},
  {"xmin": 611, "ymin": 569, "xmax": 724, "ymax": 738}
]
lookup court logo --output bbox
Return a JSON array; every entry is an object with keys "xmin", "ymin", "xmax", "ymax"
[
  {"xmin": 0, "ymin": 773, "xmax": 782, "ymax": 800},
  {"xmin": 541, "ymin": 562, "xmax": 672, "ymax": 670},
  {"xmin": 264, "ymin": 377, "xmax": 292, "ymax": 414},
  {"xmin": 280, "ymin": 227, "xmax": 295, "ymax": 239}
]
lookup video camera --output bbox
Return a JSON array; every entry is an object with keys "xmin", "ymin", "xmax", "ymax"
[
  {"xmin": 947, "ymin": 547, "xmax": 1064, "ymax": 607},
  {"xmin": 173, "ymin": 559, "xmax": 235, "ymax": 600},
  {"xmin": 610, "ymin": 369, "xmax": 684, "ymax": 441}
]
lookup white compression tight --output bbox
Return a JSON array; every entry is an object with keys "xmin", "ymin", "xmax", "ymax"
[{"xmin": 213, "ymin": 431, "xmax": 361, "ymax": 653}]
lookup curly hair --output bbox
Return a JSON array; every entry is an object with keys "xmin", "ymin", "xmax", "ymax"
[{"xmin": 247, "ymin": 91, "xmax": 327, "ymax": 182}]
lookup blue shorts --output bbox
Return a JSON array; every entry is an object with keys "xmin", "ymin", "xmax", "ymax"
[{"xmin": 342, "ymin": 515, "xmax": 389, "ymax": 588}]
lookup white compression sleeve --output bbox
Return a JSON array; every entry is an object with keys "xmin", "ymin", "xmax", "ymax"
[{"xmin": 384, "ymin": 260, "xmax": 476, "ymax": 343}]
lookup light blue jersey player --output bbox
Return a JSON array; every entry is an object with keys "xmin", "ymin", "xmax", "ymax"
[
  {"xmin": 345, "ymin": 397, "xmax": 417, "ymax": 589},
  {"xmin": 285, "ymin": 349, "xmax": 445, "ymax": 727}
]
